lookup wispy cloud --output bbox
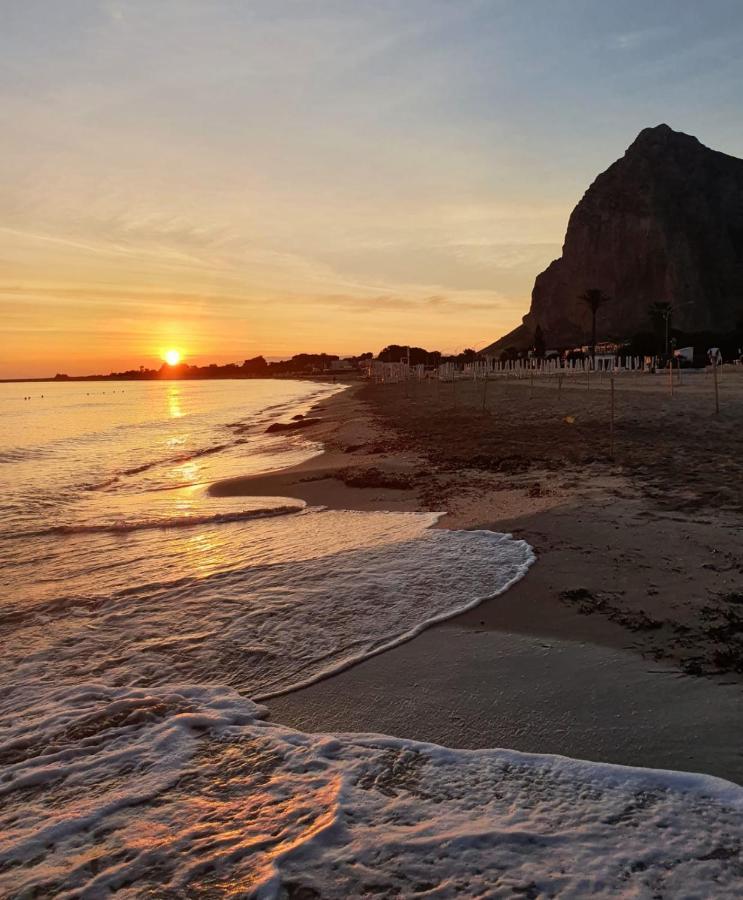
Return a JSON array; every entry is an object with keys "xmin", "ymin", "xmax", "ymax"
[{"xmin": 612, "ymin": 26, "xmax": 675, "ymax": 51}]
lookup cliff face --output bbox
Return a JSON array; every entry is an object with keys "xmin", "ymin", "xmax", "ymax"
[{"xmin": 484, "ymin": 124, "xmax": 743, "ymax": 352}]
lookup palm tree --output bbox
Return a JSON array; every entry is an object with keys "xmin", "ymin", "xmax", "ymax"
[
  {"xmin": 579, "ymin": 289, "xmax": 611, "ymax": 358},
  {"xmin": 648, "ymin": 301, "xmax": 673, "ymax": 356}
]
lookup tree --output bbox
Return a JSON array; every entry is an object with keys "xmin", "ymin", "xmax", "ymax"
[
  {"xmin": 579, "ymin": 289, "xmax": 611, "ymax": 358},
  {"xmin": 242, "ymin": 355, "xmax": 268, "ymax": 373},
  {"xmin": 533, "ymin": 325, "xmax": 546, "ymax": 358},
  {"xmin": 377, "ymin": 345, "xmax": 429, "ymax": 364},
  {"xmin": 648, "ymin": 301, "xmax": 673, "ymax": 355},
  {"xmin": 458, "ymin": 348, "xmax": 478, "ymax": 363}
]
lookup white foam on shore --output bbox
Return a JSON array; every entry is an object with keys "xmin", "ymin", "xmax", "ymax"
[
  {"xmin": 2, "ymin": 682, "xmax": 742, "ymax": 898},
  {"xmin": 3, "ymin": 509, "xmax": 534, "ymax": 709}
]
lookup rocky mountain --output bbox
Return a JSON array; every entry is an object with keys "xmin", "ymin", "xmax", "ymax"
[{"xmin": 483, "ymin": 124, "xmax": 743, "ymax": 353}]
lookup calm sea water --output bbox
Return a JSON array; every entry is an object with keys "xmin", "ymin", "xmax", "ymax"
[
  {"xmin": 1, "ymin": 379, "xmax": 347, "ymax": 611},
  {"xmin": 1, "ymin": 380, "xmax": 736, "ymax": 897}
]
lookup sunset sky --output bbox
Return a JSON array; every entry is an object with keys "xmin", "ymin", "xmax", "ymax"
[{"xmin": 3, "ymin": 1, "xmax": 743, "ymax": 377}]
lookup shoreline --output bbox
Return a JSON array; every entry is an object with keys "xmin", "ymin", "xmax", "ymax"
[
  {"xmin": 210, "ymin": 377, "xmax": 743, "ymax": 783},
  {"xmin": 209, "ymin": 383, "xmax": 423, "ymax": 513}
]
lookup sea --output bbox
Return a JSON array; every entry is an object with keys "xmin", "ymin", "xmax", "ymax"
[{"xmin": 1, "ymin": 379, "xmax": 742, "ymax": 898}]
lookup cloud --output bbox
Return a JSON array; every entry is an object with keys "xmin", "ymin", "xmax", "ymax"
[
  {"xmin": 612, "ymin": 26, "xmax": 675, "ymax": 51},
  {"xmin": 447, "ymin": 241, "xmax": 559, "ymax": 271},
  {"xmin": 309, "ymin": 289, "xmax": 510, "ymax": 316},
  {"xmin": 102, "ymin": 1, "xmax": 126, "ymax": 24}
]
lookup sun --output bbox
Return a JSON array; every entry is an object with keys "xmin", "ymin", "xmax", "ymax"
[{"xmin": 164, "ymin": 349, "xmax": 182, "ymax": 366}]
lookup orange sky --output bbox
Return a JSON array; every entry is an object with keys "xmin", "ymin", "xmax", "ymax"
[
  {"xmin": 3, "ymin": 2, "xmax": 742, "ymax": 378},
  {"xmin": 1, "ymin": 213, "xmax": 561, "ymax": 376}
]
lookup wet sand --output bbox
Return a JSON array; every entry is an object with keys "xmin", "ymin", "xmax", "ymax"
[
  {"xmin": 211, "ymin": 371, "xmax": 743, "ymax": 782},
  {"xmin": 268, "ymin": 629, "xmax": 743, "ymax": 783}
]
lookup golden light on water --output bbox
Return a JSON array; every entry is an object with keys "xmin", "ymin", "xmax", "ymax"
[
  {"xmin": 167, "ymin": 386, "xmax": 183, "ymax": 419},
  {"xmin": 164, "ymin": 349, "xmax": 182, "ymax": 366}
]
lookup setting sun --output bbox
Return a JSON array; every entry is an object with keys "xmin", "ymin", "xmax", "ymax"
[{"xmin": 164, "ymin": 349, "xmax": 182, "ymax": 366}]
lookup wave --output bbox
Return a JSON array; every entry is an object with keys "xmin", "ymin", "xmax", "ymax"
[
  {"xmin": 119, "ymin": 441, "xmax": 234, "ymax": 477},
  {"xmin": 26, "ymin": 502, "xmax": 305, "ymax": 536},
  {"xmin": 254, "ymin": 527, "xmax": 534, "ymax": 701},
  {"xmin": 0, "ymin": 447, "xmax": 47, "ymax": 464},
  {"xmin": 3, "ymin": 516, "xmax": 534, "ymax": 705},
  {"xmin": 1, "ymin": 682, "xmax": 742, "ymax": 898},
  {"xmin": 80, "ymin": 441, "xmax": 242, "ymax": 490},
  {"xmin": 84, "ymin": 474, "xmax": 121, "ymax": 491},
  {"xmin": 83, "ymin": 416, "xmax": 321, "ymax": 493}
]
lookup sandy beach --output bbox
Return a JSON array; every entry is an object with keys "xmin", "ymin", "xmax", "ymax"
[{"xmin": 211, "ymin": 370, "xmax": 743, "ymax": 783}]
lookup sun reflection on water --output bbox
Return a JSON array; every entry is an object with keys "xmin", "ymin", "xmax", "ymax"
[
  {"xmin": 185, "ymin": 531, "xmax": 220, "ymax": 574},
  {"xmin": 168, "ymin": 387, "xmax": 183, "ymax": 419},
  {"xmin": 171, "ymin": 461, "xmax": 201, "ymax": 484}
]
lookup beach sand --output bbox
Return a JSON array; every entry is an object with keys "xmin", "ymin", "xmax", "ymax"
[{"xmin": 210, "ymin": 370, "xmax": 743, "ymax": 782}]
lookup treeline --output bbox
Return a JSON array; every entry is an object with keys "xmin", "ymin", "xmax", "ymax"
[
  {"xmin": 53, "ymin": 352, "xmax": 375, "ymax": 381},
  {"xmin": 376, "ymin": 345, "xmax": 480, "ymax": 365},
  {"xmin": 52, "ymin": 347, "xmax": 488, "ymax": 381},
  {"xmin": 49, "ymin": 321, "xmax": 743, "ymax": 384}
]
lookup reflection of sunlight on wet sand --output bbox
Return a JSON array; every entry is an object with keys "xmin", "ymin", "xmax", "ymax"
[{"xmin": 167, "ymin": 387, "xmax": 183, "ymax": 419}]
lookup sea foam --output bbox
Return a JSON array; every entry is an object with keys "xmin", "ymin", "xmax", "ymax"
[
  {"xmin": 2, "ymin": 682, "xmax": 742, "ymax": 898},
  {"xmin": 3, "ymin": 510, "xmax": 535, "ymax": 709}
]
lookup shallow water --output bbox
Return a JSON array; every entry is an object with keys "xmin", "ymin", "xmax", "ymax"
[
  {"xmin": 1, "ymin": 379, "xmax": 742, "ymax": 896},
  {"xmin": 1, "ymin": 380, "xmax": 331, "ymax": 532},
  {"xmin": 2, "ymin": 380, "xmax": 336, "ymax": 609}
]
